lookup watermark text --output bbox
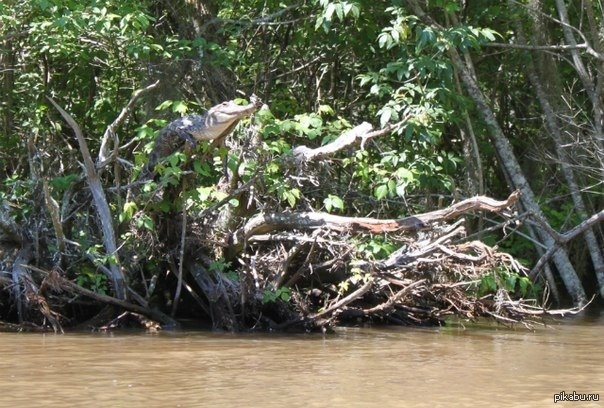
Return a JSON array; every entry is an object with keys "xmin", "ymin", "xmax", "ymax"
[{"xmin": 554, "ymin": 391, "xmax": 599, "ymax": 403}]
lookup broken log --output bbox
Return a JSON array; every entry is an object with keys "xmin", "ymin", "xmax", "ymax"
[{"xmin": 232, "ymin": 191, "xmax": 520, "ymax": 254}]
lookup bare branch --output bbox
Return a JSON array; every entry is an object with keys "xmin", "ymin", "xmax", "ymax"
[
  {"xmin": 32, "ymin": 267, "xmax": 179, "ymax": 327},
  {"xmin": 362, "ymin": 279, "xmax": 427, "ymax": 315},
  {"xmin": 530, "ymin": 209, "xmax": 604, "ymax": 278},
  {"xmin": 233, "ymin": 191, "xmax": 520, "ymax": 253},
  {"xmin": 292, "ymin": 122, "xmax": 373, "ymax": 161},
  {"xmin": 486, "ymin": 41, "xmax": 596, "ymax": 54},
  {"xmin": 309, "ymin": 279, "xmax": 373, "ymax": 321},
  {"xmin": 292, "ymin": 117, "xmax": 411, "ymax": 162},
  {"xmin": 46, "ymin": 96, "xmax": 127, "ymax": 299},
  {"xmin": 98, "ymin": 80, "xmax": 160, "ymax": 168}
]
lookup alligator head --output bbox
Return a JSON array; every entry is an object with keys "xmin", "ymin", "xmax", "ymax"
[{"xmin": 200, "ymin": 98, "xmax": 260, "ymax": 141}]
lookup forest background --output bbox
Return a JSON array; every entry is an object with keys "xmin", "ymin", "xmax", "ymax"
[{"xmin": 0, "ymin": 0, "xmax": 603, "ymax": 331}]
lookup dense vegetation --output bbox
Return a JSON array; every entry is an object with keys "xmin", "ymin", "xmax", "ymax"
[{"xmin": 0, "ymin": 0, "xmax": 602, "ymax": 331}]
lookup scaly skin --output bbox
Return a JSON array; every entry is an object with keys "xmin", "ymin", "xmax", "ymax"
[{"xmin": 145, "ymin": 95, "xmax": 260, "ymax": 174}]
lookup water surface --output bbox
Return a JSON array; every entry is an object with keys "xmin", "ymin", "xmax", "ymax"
[{"xmin": 1, "ymin": 315, "xmax": 603, "ymax": 407}]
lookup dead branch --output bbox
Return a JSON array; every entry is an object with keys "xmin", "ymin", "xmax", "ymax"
[
  {"xmin": 309, "ymin": 279, "xmax": 374, "ymax": 321},
  {"xmin": 43, "ymin": 180, "xmax": 66, "ymax": 254},
  {"xmin": 38, "ymin": 268, "xmax": 179, "ymax": 328},
  {"xmin": 362, "ymin": 279, "xmax": 427, "ymax": 315},
  {"xmin": 292, "ymin": 122, "xmax": 372, "ymax": 161},
  {"xmin": 291, "ymin": 118, "xmax": 411, "ymax": 162},
  {"xmin": 97, "ymin": 80, "xmax": 160, "ymax": 167},
  {"xmin": 232, "ymin": 191, "xmax": 520, "ymax": 253},
  {"xmin": 378, "ymin": 223, "xmax": 467, "ymax": 269},
  {"xmin": 46, "ymin": 96, "xmax": 127, "ymax": 299},
  {"xmin": 529, "ymin": 209, "xmax": 604, "ymax": 278}
]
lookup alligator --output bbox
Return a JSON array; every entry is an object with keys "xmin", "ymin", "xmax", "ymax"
[{"xmin": 144, "ymin": 94, "xmax": 261, "ymax": 176}]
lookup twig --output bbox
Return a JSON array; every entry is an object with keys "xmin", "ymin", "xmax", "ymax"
[
  {"xmin": 172, "ymin": 186, "xmax": 187, "ymax": 318},
  {"xmin": 309, "ymin": 279, "xmax": 373, "ymax": 320},
  {"xmin": 97, "ymin": 80, "xmax": 160, "ymax": 167},
  {"xmin": 362, "ymin": 279, "xmax": 426, "ymax": 315}
]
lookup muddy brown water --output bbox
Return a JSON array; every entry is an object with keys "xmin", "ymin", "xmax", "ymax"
[{"xmin": 1, "ymin": 314, "xmax": 603, "ymax": 408}]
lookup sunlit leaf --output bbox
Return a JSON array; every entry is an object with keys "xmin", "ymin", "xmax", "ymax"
[{"xmin": 375, "ymin": 184, "xmax": 388, "ymax": 200}]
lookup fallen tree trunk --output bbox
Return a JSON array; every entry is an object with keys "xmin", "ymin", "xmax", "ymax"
[{"xmin": 232, "ymin": 191, "xmax": 520, "ymax": 254}]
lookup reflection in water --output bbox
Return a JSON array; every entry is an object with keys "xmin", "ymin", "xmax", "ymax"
[{"xmin": 1, "ymin": 315, "xmax": 604, "ymax": 407}]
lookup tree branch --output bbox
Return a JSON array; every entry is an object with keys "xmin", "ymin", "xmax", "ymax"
[
  {"xmin": 97, "ymin": 80, "xmax": 160, "ymax": 168},
  {"xmin": 530, "ymin": 209, "xmax": 604, "ymax": 279},
  {"xmin": 46, "ymin": 269, "xmax": 179, "ymax": 328},
  {"xmin": 291, "ymin": 118, "xmax": 410, "ymax": 162},
  {"xmin": 309, "ymin": 279, "xmax": 373, "ymax": 321},
  {"xmin": 46, "ymin": 96, "xmax": 127, "ymax": 299},
  {"xmin": 232, "ymin": 191, "xmax": 520, "ymax": 253},
  {"xmin": 486, "ymin": 41, "xmax": 594, "ymax": 53}
]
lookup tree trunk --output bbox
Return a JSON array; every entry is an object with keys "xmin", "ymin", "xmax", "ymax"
[
  {"xmin": 405, "ymin": 0, "xmax": 587, "ymax": 306},
  {"xmin": 47, "ymin": 97, "xmax": 127, "ymax": 300},
  {"xmin": 449, "ymin": 49, "xmax": 587, "ymax": 306},
  {"xmin": 514, "ymin": 0, "xmax": 604, "ymax": 298}
]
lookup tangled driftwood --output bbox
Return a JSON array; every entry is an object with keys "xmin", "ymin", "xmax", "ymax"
[{"xmin": 221, "ymin": 191, "xmax": 533, "ymax": 330}]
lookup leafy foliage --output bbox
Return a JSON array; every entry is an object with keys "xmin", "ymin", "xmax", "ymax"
[
  {"xmin": 477, "ymin": 266, "xmax": 541, "ymax": 299},
  {"xmin": 262, "ymin": 287, "xmax": 291, "ymax": 304},
  {"xmin": 3, "ymin": 0, "xmax": 600, "ymax": 327},
  {"xmin": 76, "ymin": 265, "xmax": 109, "ymax": 295}
]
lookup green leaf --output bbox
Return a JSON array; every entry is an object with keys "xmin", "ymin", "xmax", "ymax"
[
  {"xmin": 119, "ymin": 201, "xmax": 137, "ymax": 223},
  {"xmin": 503, "ymin": 272, "xmax": 517, "ymax": 292},
  {"xmin": 377, "ymin": 32, "xmax": 390, "ymax": 49},
  {"xmin": 172, "ymin": 100, "xmax": 188, "ymax": 114},
  {"xmin": 375, "ymin": 184, "xmax": 388, "ymax": 200},
  {"xmin": 325, "ymin": 3, "xmax": 336, "ymax": 21},
  {"xmin": 282, "ymin": 188, "xmax": 300, "ymax": 207},
  {"xmin": 387, "ymin": 179, "xmax": 396, "ymax": 195},
  {"xmin": 49, "ymin": 173, "xmax": 79, "ymax": 192},
  {"xmin": 379, "ymin": 107, "xmax": 392, "ymax": 127},
  {"xmin": 324, "ymin": 194, "xmax": 344, "ymax": 213},
  {"xmin": 518, "ymin": 277, "xmax": 531, "ymax": 297},
  {"xmin": 338, "ymin": 281, "xmax": 349, "ymax": 295},
  {"xmin": 262, "ymin": 287, "xmax": 290, "ymax": 303},
  {"xmin": 479, "ymin": 273, "xmax": 497, "ymax": 295},
  {"xmin": 278, "ymin": 287, "xmax": 291, "ymax": 301},
  {"xmin": 137, "ymin": 215, "xmax": 154, "ymax": 231},
  {"xmin": 155, "ymin": 100, "xmax": 173, "ymax": 111},
  {"xmin": 335, "ymin": 4, "xmax": 344, "ymax": 21},
  {"xmin": 317, "ymin": 104, "xmax": 335, "ymax": 115},
  {"xmin": 481, "ymin": 28, "xmax": 497, "ymax": 42},
  {"xmin": 196, "ymin": 186, "xmax": 213, "ymax": 202}
]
